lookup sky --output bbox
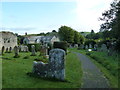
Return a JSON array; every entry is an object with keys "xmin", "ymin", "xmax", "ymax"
[{"xmin": 0, "ymin": 0, "xmax": 113, "ymax": 35}]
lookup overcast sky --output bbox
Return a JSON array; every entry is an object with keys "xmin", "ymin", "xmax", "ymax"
[{"xmin": 1, "ymin": 0, "xmax": 113, "ymax": 35}]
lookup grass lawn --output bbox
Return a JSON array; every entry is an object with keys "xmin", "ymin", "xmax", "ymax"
[
  {"xmin": 69, "ymin": 48, "xmax": 119, "ymax": 88},
  {"xmin": 2, "ymin": 51, "xmax": 82, "ymax": 88}
]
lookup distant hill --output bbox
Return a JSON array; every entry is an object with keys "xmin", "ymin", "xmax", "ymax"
[{"xmin": 80, "ymin": 32, "xmax": 90, "ymax": 37}]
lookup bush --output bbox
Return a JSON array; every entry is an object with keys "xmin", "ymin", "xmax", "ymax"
[
  {"xmin": 84, "ymin": 40, "xmax": 96, "ymax": 48},
  {"xmin": 23, "ymin": 56, "xmax": 29, "ymax": 59},
  {"xmin": 27, "ymin": 43, "xmax": 41, "ymax": 52},
  {"xmin": 53, "ymin": 41, "xmax": 68, "ymax": 52}
]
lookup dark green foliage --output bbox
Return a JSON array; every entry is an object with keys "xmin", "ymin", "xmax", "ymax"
[
  {"xmin": 23, "ymin": 56, "xmax": 29, "ymax": 59},
  {"xmin": 84, "ymin": 40, "xmax": 96, "ymax": 47},
  {"xmin": 53, "ymin": 41, "xmax": 68, "ymax": 52},
  {"xmin": 13, "ymin": 55, "xmax": 20, "ymax": 58},
  {"xmin": 27, "ymin": 43, "xmax": 41, "ymax": 52},
  {"xmin": 58, "ymin": 26, "xmax": 74, "ymax": 43}
]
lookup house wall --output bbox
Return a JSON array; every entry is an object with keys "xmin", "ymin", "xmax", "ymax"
[
  {"xmin": 0, "ymin": 32, "xmax": 17, "ymax": 52},
  {"xmin": 51, "ymin": 36, "xmax": 60, "ymax": 45}
]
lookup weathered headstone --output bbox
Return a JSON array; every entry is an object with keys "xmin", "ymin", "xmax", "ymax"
[
  {"xmin": 5, "ymin": 47, "xmax": 8, "ymax": 53},
  {"xmin": 85, "ymin": 45, "xmax": 88, "ymax": 50},
  {"xmin": 14, "ymin": 46, "xmax": 19, "ymax": 57},
  {"xmin": 24, "ymin": 46, "xmax": 29, "ymax": 52},
  {"xmin": 31, "ymin": 45, "xmax": 36, "ymax": 56},
  {"xmin": 48, "ymin": 49, "xmax": 66, "ymax": 80},
  {"xmin": 89, "ymin": 44, "xmax": 92, "ymax": 48},
  {"xmin": 2, "ymin": 46, "xmax": 5, "ymax": 55},
  {"xmin": 101, "ymin": 44, "xmax": 108, "ymax": 52},
  {"xmin": 9, "ymin": 47, "xmax": 12, "ymax": 52},
  {"xmin": 74, "ymin": 44, "xmax": 78, "ymax": 48},
  {"xmin": 32, "ymin": 48, "xmax": 66, "ymax": 81}
]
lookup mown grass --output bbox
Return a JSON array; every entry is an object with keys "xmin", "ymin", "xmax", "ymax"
[
  {"xmin": 2, "ymin": 51, "xmax": 82, "ymax": 88},
  {"xmin": 69, "ymin": 48, "xmax": 119, "ymax": 88}
]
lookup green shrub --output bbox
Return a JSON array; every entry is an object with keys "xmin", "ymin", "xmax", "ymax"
[
  {"xmin": 27, "ymin": 43, "xmax": 41, "ymax": 52},
  {"xmin": 53, "ymin": 41, "xmax": 68, "ymax": 52},
  {"xmin": 23, "ymin": 56, "xmax": 29, "ymax": 59},
  {"xmin": 84, "ymin": 40, "xmax": 96, "ymax": 48}
]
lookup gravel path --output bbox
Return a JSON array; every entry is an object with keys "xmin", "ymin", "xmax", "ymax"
[{"xmin": 74, "ymin": 52, "xmax": 110, "ymax": 88}]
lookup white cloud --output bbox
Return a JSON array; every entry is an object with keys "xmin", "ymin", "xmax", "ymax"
[{"xmin": 74, "ymin": 0, "xmax": 113, "ymax": 32}]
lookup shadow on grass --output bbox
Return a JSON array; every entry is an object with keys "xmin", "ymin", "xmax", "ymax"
[{"xmin": 27, "ymin": 72, "xmax": 71, "ymax": 83}]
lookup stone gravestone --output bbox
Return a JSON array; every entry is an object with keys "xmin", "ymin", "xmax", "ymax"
[
  {"xmin": 2, "ymin": 46, "xmax": 5, "ymax": 55},
  {"xmin": 32, "ymin": 48, "xmax": 66, "ymax": 81},
  {"xmin": 89, "ymin": 44, "xmax": 92, "ymax": 49},
  {"xmin": 48, "ymin": 49, "xmax": 65, "ymax": 80},
  {"xmin": 101, "ymin": 44, "xmax": 108, "ymax": 52},
  {"xmin": 85, "ymin": 45, "xmax": 88, "ymax": 50},
  {"xmin": 5, "ymin": 47, "xmax": 8, "ymax": 53},
  {"xmin": 14, "ymin": 46, "xmax": 19, "ymax": 57},
  {"xmin": 31, "ymin": 45, "xmax": 36, "ymax": 56},
  {"xmin": 9, "ymin": 47, "xmax": 12, "ymax": 52},
  {"xmin": 74, "ymin": 44, "xmax": 78, "ymax": 48},
  {"xmin": 24, "ymin": 46, "xmax": 29, "ymax": 52}
]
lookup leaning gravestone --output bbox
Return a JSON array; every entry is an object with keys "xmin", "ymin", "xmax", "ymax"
[
  {"xmin": 31, "ymin": 45, "xmax": 36, "ymax": 56},
  {"xmin": 14, "ymin": 46, "xmax": 19, "ymax": 57},
  {"xmin": 32, "ymin": 48, "xmax": 66, "ymax": 81}
]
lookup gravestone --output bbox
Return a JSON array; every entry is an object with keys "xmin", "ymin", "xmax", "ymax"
[
  {"xmin": 9, "ymin": 47, "xmax": 12, "ymax": 52},
  {"xmin": 101, "ymin": 44, "xmax": 108, "ymax": 52},
  {"xmin": 81, "ymin": 44, "xmax": 84, "ymax": 49},
  {"xmin": 32, "ymin": 48, "xmax": 66, "ymax": 81},
  {"xmin": 5, "ymin": 48, "xmax": 8, "ymax": 53},
  {"xmin": 2, "ymin": 46, "xmax": 5, "ymax": 55},
  {"xmin": 25, "ymin": 46, "xmax": 29, "ymax": 52},
  {"xmin": 74, "ymin": 44, "xmax": 78, "ymax": 48},
  {"xmin": 85, "ymin": 45, "xmax": 88, "ymax": 50},
  {"xmin": 14, "ymin": 46, "xmax": 19, "ymax": 57},
  {"xmin": 89, "ymin": 44, "xmax": 92, "ymax": 48},
  {"xmin": 31, "ymin": 45, "xmax": 36, "ymax": 56},
  {"xmin": 48, "ymin": 49, "xmax": 66, "ymax": 80}
]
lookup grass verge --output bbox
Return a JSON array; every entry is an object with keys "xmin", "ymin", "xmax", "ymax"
[
  {"xmin": 2, "ymin": 51, "xmax": 82, "ymax": 88},
  {"xmin": 69, "ymin": 48, "xmax": 118, "ymax": 88}
]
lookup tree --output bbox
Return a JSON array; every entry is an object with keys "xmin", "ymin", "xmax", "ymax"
[
  {"xmin": 74, "ymin": 31, "xmax": 80, "ymax": 44},
  {"xmin": 99, "ymin": 0, "xmax": 120, "ymax": 39},
  {"xmin": 52, "ymin": 30, "xmax": 57, "ymax": 33},
  {"xmin": 58, "ymin": 26, "xmax": 74, "ymax": 43}
]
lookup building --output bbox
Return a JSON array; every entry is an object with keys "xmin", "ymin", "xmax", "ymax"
[
  {"xmin": 0, "ymin": 31, "xmax": 17, "ymax": 53},
  {"xmin": 23, "ymin": 35, "xmax": 60, "ymax": 45}
]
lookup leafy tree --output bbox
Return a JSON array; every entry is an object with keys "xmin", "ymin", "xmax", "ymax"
[
  {"xmin": 58, "ymin": 26, "xmax": 74, "ymax": 43},
  {"xmin": 74, "ymin": 31, "xmax": 80, "ymax": 44},
  {"xmin": 99, "ymin": 0, "xmax": 120, "ymax": 39}
]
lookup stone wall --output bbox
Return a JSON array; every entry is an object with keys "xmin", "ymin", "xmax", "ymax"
[{"xmin": 0, "ymin": 31, "xmax": 17, "ymax": 53}]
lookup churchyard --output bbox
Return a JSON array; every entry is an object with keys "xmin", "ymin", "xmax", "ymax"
[{"xmin": 2, "ymin": 47, "xmax": 82, "ymax": 88}]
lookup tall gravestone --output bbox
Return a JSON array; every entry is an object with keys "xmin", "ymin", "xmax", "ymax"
[
  {"xmin": 5, "ymin": 48, "xmax": 8, "ymax": 53},
  {"xmin": 9, "ymin": 47, "xmax": 12, "ymax": 52},
  {"xmin": 85, "ymin": 45, "xmax": 88, "ymax": 50},
  {"xmin": 2, "ymin": 46, "xmax": 5, "ymax": 55},
  {"xmin": 32, "ymin": 48, "xmax": 66, "ymax": 81},
  {"xmin": 31, "ymin": 45, "xmax": 36, "ymax": 56},
  {"xmin": 14, "ymin": 46, "xmax": 19, "ymax": 57},
  {"xmin": 89, "ymin": 44, "xmax": 92, "ymax": 49},
  {"xmin": 48, "ymin": 49, "xmax": 66, "ymax": 80}
]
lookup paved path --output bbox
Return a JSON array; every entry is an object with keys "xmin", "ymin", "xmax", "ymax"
[{"xmin": 74, "ymin": 52, "xmax": 109, "ymax": 88}]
